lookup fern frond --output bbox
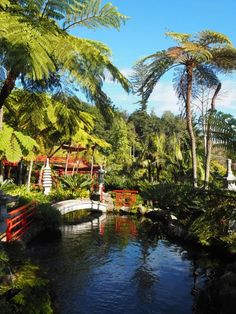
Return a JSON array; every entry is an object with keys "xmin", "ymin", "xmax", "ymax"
[
  {"xmin": 63, "ymin": 0, "xmax": 128, "ymax": 31},
  {"xmin": 0, "ymin": 12, "xmax": 57, "ymax": 79},
  {"xmin": 0, "ymin": 124, "xmax": 38, "ymax": 162},
  {"xmin": 198, "ymin": 30, "xmax": 233, "ymax": 47},
  {"xmin": 182, "ymin": 42, "xmax": 213, "ymax": 61},
  {"xmin": 211, "ymin": 47, "xmax": 236, "ymax": 71},
  {"xmin": 0, "ymin": 0, "xmax": 10, "ymax": 10},
  {"xmin": 166, "ymin": 32, "xmax": 191, "ymax": 43}
]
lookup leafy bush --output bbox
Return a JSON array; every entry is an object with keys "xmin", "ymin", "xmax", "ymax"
[
  {"xmin": 140, "ymin": 182, "xmax": 236, "ymax": 249},
  {"xmin": 48, "ymin": 186, "xmax": 89, "ymax": 202},
  {"xmin": 0, "ymin": 179, "xmax": 17, "ymax": 192},
  {"xmin": 35, "ymin": 203, "xmax": 62, "ymax": 230},
  {"xmin": 7, "ymin": 185, "xmax": 48, "ymax": 206},
  {"xmin": 58, "ymin": 174, "xmax": 91, "ymax": 192},
  {"xmin": 105, "ymin": 172, "xmax": 140, "ymax": 191},
  {"xmin": 0, "ymin": 242, "xmax": 53, "ymax": 314}
]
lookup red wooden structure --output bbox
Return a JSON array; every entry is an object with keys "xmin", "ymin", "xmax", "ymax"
[
  {"xmin": 6, "ymin": 201, "xmax": 37, "ymax": 241},
  {"xmin": 99, "ymin": 217, "xmax": 137, "ymax": 236},
  {"xmin": 113, "ymin": 190, "xmax": 138, "ymax": 208}
]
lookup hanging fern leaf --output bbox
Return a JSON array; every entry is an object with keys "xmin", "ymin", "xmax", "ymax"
[
  {"xmin": 0, "ymin": 124, "xmax": 38, "ymax": 162},
  {"xmin": 0, "ymin": 0, "xmax": 10, "ymax": 10},
  {"xmin": 63, "ymin": 0, "xmax": 128, "ymax": 31},
  {"xmin": 0, "ymin": 124, "xmax": 13, "ymax": 151},
  {"xmin": 5, "ymin": 134, "xmax": 22, "ymax": 162}
]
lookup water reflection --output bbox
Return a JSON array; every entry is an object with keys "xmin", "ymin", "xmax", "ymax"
[{"xmin": 29, "ymin": 215, "xmax": 222, "ymax": 314}]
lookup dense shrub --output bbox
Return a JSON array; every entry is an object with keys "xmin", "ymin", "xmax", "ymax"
[
  {"xmin": 0, "ymin": 242, "xmax": 53, "ymax": 314},
  {"xmin": 140, "ymin": 182, "xmax": 236, "ymax": 250},
  {"xmin": 35, "ymin": 203, "xmax": 62, "ymax": 230}
]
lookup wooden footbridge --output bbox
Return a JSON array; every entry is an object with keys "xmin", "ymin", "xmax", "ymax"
[{"xmin": 52, "ymin": 199, "xmax": 107, "ymax": 215}]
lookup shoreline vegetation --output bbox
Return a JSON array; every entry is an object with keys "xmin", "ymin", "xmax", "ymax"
[
  {"xmin": 1, "ymin": 1, "xmax": 236, "ymax": 313},
  {"xmin": 1, "ymin": 182, "xmax": 236, "ymax": 313}
]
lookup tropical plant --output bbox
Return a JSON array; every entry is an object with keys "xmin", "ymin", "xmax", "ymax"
[
  {"xmin": 0, "ymin": 0, "xmax": 130, "ymax": 118},
  {"xmin": 213, "ymin": 112, "xmax": 236, "ymax": 146},
  {"xmin": 0, "ymin": 178, "xmax": 16, "ymax": 192},
  {"xmin": 58, "ymin": 174, "xmax": 92, "ymax": 192},
  {"xmin": 0, "ymin": 124, "xmax": 38, "ymax": 162},
  {"xmin": 133, "ymin": 30, "xmax": 236, "ymax": 187},
  {"xmin": 204, "ymin": 83, "xmax": 222, "ymax": 187}
]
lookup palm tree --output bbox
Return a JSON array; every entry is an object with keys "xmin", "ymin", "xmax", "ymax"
[
  {"xmin": 133, "ymin": 31, "xmax": 236, "ymax": 187},
  {"xmin": 0, "ymin": 0, "xmax": 130, "ymax": 114}
]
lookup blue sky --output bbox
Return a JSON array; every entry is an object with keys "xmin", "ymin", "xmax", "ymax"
[{"xmin": 75, "ymin": 0, "xmax": 236, "ymax": 116}]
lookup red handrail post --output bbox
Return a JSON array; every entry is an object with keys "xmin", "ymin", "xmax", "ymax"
[{"xmin": 6, "ymin": 201, "xmax": 37, "ymax": 241}]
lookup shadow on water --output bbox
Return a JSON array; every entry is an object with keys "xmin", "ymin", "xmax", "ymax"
[{"xmin": 28, "ymin": 214, "xmax": 230, "ymax": 314}]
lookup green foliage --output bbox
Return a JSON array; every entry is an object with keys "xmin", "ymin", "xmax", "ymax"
[
  {"xmin": 35, "ymin": 203, "xmax": 62, "ymax": 230},
  {"xmin": 107, "ymin": 115, "xmax": 133, "ymax": 169},
  {"xmin": 8, "ymin": 185, "xmax": 48, "ymax": 205},
  {"xmin": 0, "ymin": 0, "xmax": 130, "ymax": 125},
  {"xmin": 63, "ymin": 0, "xmax": 128, "ymax": 31},
  {"xmin": 208, "ymin": 110, "xmax": 236, "ymax": 152},
  {"xmin": 105, "ymin": 172, "xmax": 138, "ymax": 191},
  {"xmin": 141, "ymin": 182, "xmax": 236, "ymax": 250},
  {"xmin": 132, "ymin": 30, "xmax": 236, "ymax": 186},
  {"xmin": 49, "ymin": 187, "xmax": 90, "ymax": 202},
  {"xmin": 0, "ymin": 179, "xmax": 16, "ymax": 192},
  {"xmin": 58, "ymin": 174, "xmax": 92, "ymax": 192},
  {"xmin": 0, "ymin": 124, "xmax": 38, "ymax": 162},
  {"xmin": 0, "ymin": 242, "xmax": 53, "ymax": 314}
]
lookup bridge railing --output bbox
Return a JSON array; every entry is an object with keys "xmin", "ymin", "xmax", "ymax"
[{"xmin": 6, "ymin": 201, "xmax": 37, "ymax": 241}]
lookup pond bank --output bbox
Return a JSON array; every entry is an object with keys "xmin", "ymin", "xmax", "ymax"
[
  {"xmin": 117, "ymin": 206, "xmax": 236, "ymax": 314},
  {"xmin": 28, "ymin": 214, "xmax": 231, "ymax": 314}
]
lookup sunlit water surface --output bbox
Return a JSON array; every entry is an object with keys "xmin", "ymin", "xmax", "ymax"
[{"xmin": 29, "ymin": 215, "xmax": 219, "ymax": 314}]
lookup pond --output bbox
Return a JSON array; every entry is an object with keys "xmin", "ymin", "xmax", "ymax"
[{"xmin": 29, "ymin": 215, "xmax": 223, "ymax": 314}]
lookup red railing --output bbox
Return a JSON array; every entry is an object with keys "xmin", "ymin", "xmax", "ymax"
[
  {"xmin": 6, "ymin": 201, "xmax": 37, "ymax": 241},
  {"xmin": 113, "ymin": 190, "xmax": 138, "ymax": 208}
]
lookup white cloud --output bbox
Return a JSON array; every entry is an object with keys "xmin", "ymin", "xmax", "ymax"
[
  {"xmin": 104, "ymin": 76, "xmax": 236, "ymax": 117},
  {"xmin": 216, "ymin": 80, "xmax": 236, "ymax": 113},
  {"xmin": 148, "ymin": 82, "xmax": 179, "ymax": 115},
  {"xmin": 120, "ymin": 68, "xmax": 134, "ymax": 78}
]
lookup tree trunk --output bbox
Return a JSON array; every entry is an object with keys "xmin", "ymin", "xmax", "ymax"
[
  {"xmin": 17, "ymin": 159, "xmax": 24, "ymax": 185},
  {"xmin": 0, "ymin": 69, "xmax": 18, "ymax": 109},
  {"xmin": 90, "ymin": 145, "xmax": 97, "ymax": 178},
  {"xmin": 27, "ymin": 160, "xmax": 34, "ymax": 191},
  {"xmin": 204, "ymin": 83, "xmax": 222, "ymax": 188},
  {"xmin": 65, "ymin": 151, "xmax": 70, "ymax": 175},
  {"xmin": 38, "ymin": 164, "xmax": 45, "ymax": 187},
  {"xmin": 0, "ymin": 160, "xmax": 4, "ymax": 183},
  {"xmin": 186, "ymin": 65, "xmax": 198, "ymax": 187},
  {"xmin": 90, "ymin": 149, "xmax": 95, "ymax": 179},
  {"xmin": 0, "ymin": 106, "xmax": 3, "ymax": 131},
  {"xmin": 148, "ymin": 160, "xmax": 152, "ymax": 182}
]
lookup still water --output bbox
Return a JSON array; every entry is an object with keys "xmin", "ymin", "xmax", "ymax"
[{"xmin": 29, "ymin": 215, "xmax": 220, "ymax": 314}]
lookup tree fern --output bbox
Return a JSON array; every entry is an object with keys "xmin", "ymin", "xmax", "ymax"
[
  {"xmin": 0, "ymin": 0, "xmax": 130, "ymax": 118},
  {"xmin": 63, "ymin": 0, "xmax": 128, "ymax": 31},
  {"xmin": 133, "ymin": 30, "xmax": 236, "ymax": 187},
  {"xmin": 0, "ymin": 124, "xmax": 38, "ymax": 162}
]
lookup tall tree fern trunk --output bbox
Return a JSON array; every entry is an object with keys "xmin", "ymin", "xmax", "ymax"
[
  {"xmin": 186, "ymin": 65, "xmax": 198, "ymax": 187},
  {"xmin": 0, "ymin": 106, "xmax": 3, "ymax": 131},
  {"xmin": 38, "ymin": 164, "xmax": 45, "ymax": 187},
  {"xmin": 204, "ymin": 83, "xmax": 221, "ymax": 189},
  {"xmin": 0, "ymin": 69, "xmax": 18, "ymax": 109},
  {"xmin": 27, "ymin": 160, "xmax": 34, "ymax": 191}
]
